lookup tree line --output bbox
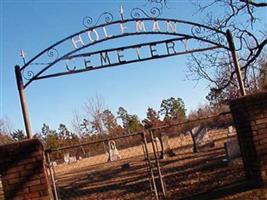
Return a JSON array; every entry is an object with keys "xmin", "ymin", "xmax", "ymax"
[{"xmin": 0, "ymin": 96, "xmax": 187, "ymax": 148}]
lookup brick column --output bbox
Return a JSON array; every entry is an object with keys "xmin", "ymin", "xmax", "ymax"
[
  {"xmin": 0, "ymin": 139, "xmax": 52, "ymax": 200},
  {"xmin": 230, "ymin": 92, "xmax": 267, "ymax": 186}
]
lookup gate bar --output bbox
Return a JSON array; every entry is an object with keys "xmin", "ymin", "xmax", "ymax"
[
  {"xmin": 149, "ymin": 130, "xmax": 167, "ymax": 199},
  {"xmin": 142, "ymin": 143, "xmax": 153, "ymax": 191},
  {"xmin": 142, "ymin": 132, "xmax": 160, "ymax": 200},
  {"xmin": 46, "ymin": 151, "xmax": 59, "ymax": 200}
]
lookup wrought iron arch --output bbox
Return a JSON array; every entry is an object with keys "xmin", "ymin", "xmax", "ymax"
[{"xmin": 15, "ymin": 7, "xmax": 246, "ymax": 139}]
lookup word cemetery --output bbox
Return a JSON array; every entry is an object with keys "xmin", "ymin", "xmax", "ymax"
[{"xmin": 64, "ymin": 19, "xmax": 219, "ymax": 73}]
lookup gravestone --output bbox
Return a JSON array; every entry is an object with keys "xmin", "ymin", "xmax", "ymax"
[
  {"xmin": 159, "ymin": 134, "xmax": 174, "ymax": 158},
  {"xmin": 108, "ymin": 140, "xmax": 121, "ymax": 162},
  {"xmin": 69, "ymin": 156, "xmax": 77, "ymax": 163},
  {"xmin": 155, "ymin": 137, "xmax": 162, "ymax": 152},
  {"xmin": 191, "ymin": 126, "xmax": 214, "ymax": 151},
  {"xmin": 64, "ymin": 152, "xmax": 70, "ymax": 164},
  {"xmin": 224, "ymin": 137, "xmax": 241, "ymax": 160},
  {"xmin": 228, "ymin": 126, "xmax": 233, "ymax": 134}
]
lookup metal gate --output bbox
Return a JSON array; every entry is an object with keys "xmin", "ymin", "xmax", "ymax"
[
  {"xmin": 45, "ymin": 132, "xmax": 162, "ymax": 200},
  {"xmin": 45, "ymin": 112, "xmax": 248, "ymax": 200},
  {"xmin": 147, "ymin": 112, "xmax": 248, "ymax": 200}
]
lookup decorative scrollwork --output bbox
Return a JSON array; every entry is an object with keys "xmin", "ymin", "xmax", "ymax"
[
  {"xmin": 47, "ymin": 48, "xmax": 59, "ymax": 61},
  {"xmin": 191, "ymin": 26, "xmax": 203, "ymax": 37},
  {"xmin": 83, "ymin": 12, "xmax": 113, "ymax": 28},
  {"xmin": 150, "ymin": 7, "xmax": 161, "ymax": 18},
  {"xmin": 83, "ymin": 16, "xmax": 93, "ymax": 28},
  {"xmin": 130, "ymin": 7, "xmax": 161, "ymax": 19},
  {"xmin": 96, "ymin": 12, "xmax": 113, "ymax": 25},
  {"xmin": 22, "ymin": 69, "xmax": 35, "ymax": 80}
]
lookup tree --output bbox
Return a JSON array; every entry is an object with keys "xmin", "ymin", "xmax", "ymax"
[
  {"xmin": 41, "ymin": 123, "xmax": 59, "ymax": 149},
  {"xmin": 84, "ymin": 95, "xmax": 106, "ymax": 134},
  {"xmin": 159, "ymin": 97, "xmax": 186, "ymax": 121},
  {"xmin": 186, "ymin": 0, "xmax": 267, "ymax": 105},
  {"xmin": 143, "ymin": 107, "xmax": 162, "ymax": 128},
  {"xmin": 71, "ymin": 111, "xmax": 87, "ymax": 155},
  {"xmin": 117, "ymin": 107, "xmax": 142, "ymax": 133},
  {"xmin": 258, "ymin": 57, "xmax": 267, "ymax": 90},
  {"xmin": 0, "ymin": 117, "xmax": 12, "ymax": 135},
  {"xmin": 11, "ymin": 129, "xmax": 26, "ymax": 141},
  {"xmin": 71, "ymin": 110, "xmax": 83, "ymax": 136},
  {"xmin": 128, "ymin": 115, "xmax": 143, "ymax": 133},
  {"xmin": 102, "ymin": 109, "xmax": 118, "ymax": 132},
  {"xmin": 58, "ymin": 123, "xmax": 72, "ymax": 140},
  {"xmin": 117, "ymin": 107, "xmax": 129, "ymax": 129},
  {"xmin": 0, "ymin": 117, "xmax": 13, "ymax": 144},
  {"xmin": 80, "ymin": 118, "xmax": 92, "ymax": 135}
]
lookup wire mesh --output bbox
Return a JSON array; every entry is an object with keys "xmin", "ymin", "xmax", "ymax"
[
  {"xmin": 45, "ymin": 112, "xmax": 249, "ymax": 200},
  {"xmin": 46, "ymin": 133, "xmax": 158, "ymax": 200},
  {"xmin": 149, "ymin": 112, "xmax": 247, "ymax": 199}
]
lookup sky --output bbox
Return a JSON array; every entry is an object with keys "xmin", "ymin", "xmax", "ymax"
[{"xmin": 1, "ymin": 0, "xmax": 266, "ymax": 133}]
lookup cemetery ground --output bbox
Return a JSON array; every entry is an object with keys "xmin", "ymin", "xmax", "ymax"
[{"xmin": 51, "ymin": 128, "xmax": 249, "ymax": 200}]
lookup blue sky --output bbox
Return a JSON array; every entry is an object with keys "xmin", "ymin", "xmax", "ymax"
[{"xmin": 1, "ymin": 0, "xmax": 266, "ymax": 133}]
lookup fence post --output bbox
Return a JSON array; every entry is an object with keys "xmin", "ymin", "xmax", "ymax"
[
  {"xmin": 226, "ymin": 30, "xmax": 246, "ymax": 96},
  {"xmin": 15, "ymin": 65, "xmax": 33, "ymax": 138}
]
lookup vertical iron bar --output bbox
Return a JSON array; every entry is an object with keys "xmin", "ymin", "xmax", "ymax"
[
  {"xmin": 150, "ymin": 130, "xmax": 167, "ymax": 199},
  {"xmin": 15, "ymin": 65, "xmax": 32, "ymax": 138},
  {"xmin": 142, "ymin": 136, "xmax": 154, "ymax": 193},
  {"xmin": 226, "ymin": 30, "xmax": 246, "ymax": 96},
  {"xmin": 46, "ymin": 151, "xmax": 59, "ymax": 200},
  {"xmin": 142, "ymin": 132, "xmax": 159, "ymax": 200}
]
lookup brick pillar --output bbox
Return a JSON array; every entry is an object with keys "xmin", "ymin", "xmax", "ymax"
[
  {"xmin": 0, "ymin": 139, "xmax": 52, "ymax": 200},
  {"xmin": 230, "ymin": 92, "xmax": 267, "ymax": 186}
]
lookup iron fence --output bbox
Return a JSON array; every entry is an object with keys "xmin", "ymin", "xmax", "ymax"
[
  {"xmin": 45, "ymin": 132, "xmax": 160, "ymax": 200},
  {"xmin": 148, "ymin": 112, "xmax": 247, "ymax": 199},
  {"xmin": 45, "ymin": 112, "xmax": 249, "ymax": 200}
]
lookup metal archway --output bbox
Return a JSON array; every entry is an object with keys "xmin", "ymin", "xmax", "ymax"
[{"xmin": 14, "ymin": 6, "xmax": 245, "ymax": 139}]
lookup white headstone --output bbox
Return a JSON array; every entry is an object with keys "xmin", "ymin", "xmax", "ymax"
[
  {"xmin": 108, "ymin": 140, "xmax": 121, "ymax": 162},
  {"xmin": 64, "ymin": 153, "xmax": 70, "ymax": 164},
  {"xmin": 69, "ymin": 156, "xmax": 77, "ymax": 163}
]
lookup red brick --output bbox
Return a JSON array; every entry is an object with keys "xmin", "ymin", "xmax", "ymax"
[
  {"xmin": 5, "ymin": 172, "xmax": 20, "ymax": 179},
  {"xmin": 24, "ymin": 191, "xmax": 40, "ymax": 198},
  {"xmin": 256, "ymin": 118, "xmax": 267, "ymax": 125},
  {"xmin": 19, "ymin": 158, "xmax": 37, "ymax": 165},
  {"xmin": 7, "ymin": 165, "xmax": 25, "ymax": 173},
  {"xmin": 29, "ymin": 184, "xmax": 47, "ymax": 192},
  {"xmin": 0, "ymin": 139, "xmax": 51, "ymax": 199},
  {"xmin": 24, "ymin": 179, "xmax": 41, "ymax": 187},
  {"xmin": 12, "ymin": 196, "xmax": 25, "ymax": 200},
  {"xmin": 258, "ymin": 128, "xmax": 267, "ymax": 135}
]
